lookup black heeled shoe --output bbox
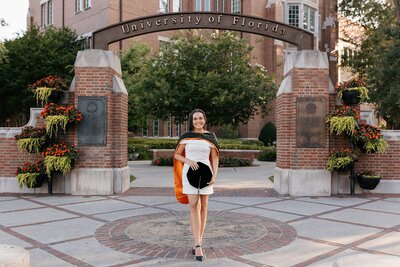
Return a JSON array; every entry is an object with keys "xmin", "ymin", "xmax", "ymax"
[{"xmin": 194, "ymin": 245, "xmax": 204, "ymax": 261}]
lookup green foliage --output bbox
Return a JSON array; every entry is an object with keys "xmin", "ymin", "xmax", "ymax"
[
  {"xmin": 364, "ymin": 139, "xmax": 389, "ymax": 153},
  {"xmin": 0, "ymin": 26, "xmax": 83, "ymax": 126},
  {"xmin": 219, "ymin": 157, "xmax": 253, "ymax": 167},
  {"xmin": 327, "ymin": 156, "xmax": 354, "ymax": 172},
  {"xmin": 16, "ymin": 160, "xmax": 47, "ymax": 188},
  {"xmin": 326, "ymin": 116, "xmax": 357, "ymax": 135},
  {"xmin": 214, "ymin": 124, "xmax": 238, "ymax": 139},
  {"xmin": 120, "ymin": 43, "xmax": 153, "ymax": 132},
  {"xmin": 339, "ymin": 2, "xmax": 400, "ymax": 128},
  {"xmin": 327, "ymin": 148, "xmax": 356, "ymax": 172},
  {"xmin": 121, "ymin": 31, "xmax": 276, "ymax": 130},
  {"xmin": 44, "ymin": 115, "xmax": 69, "ymax": 137},
  {"xmin": 34, "ymin": 87, "xmax": 56, "ymax": 106},
  {"xmin": 152, "ymin": 157, "xmax": 174, "ymax": 166},
  {"xmin": 44, "ymin": 156, "xmax": 72, "ymax": 176},
  {"xmin": 17, "ymin": 137, "xmax": 46, "ymax": 154},
  {"xmin": 17, "ymin": 173, "xmax": 40, "ymax": 188},
  {"xmin": 257, "ymin": 147, "xmax": 276, "ymax": 161},
  {"xmin": 339, "ymin": 0, "xmax": 395, "ymax": 29},
  {"xmin": 258, "ymin": 122, "xmax": 276, "ymax": 146}
]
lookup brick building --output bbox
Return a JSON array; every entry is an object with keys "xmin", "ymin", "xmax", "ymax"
[{"xmin": 27, "ymin": 0, "xmax": 338, "ymax": 138}]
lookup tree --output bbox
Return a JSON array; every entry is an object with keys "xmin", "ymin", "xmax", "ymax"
[
  {"xmin": 122, "ymin": 30, "xmax": 276, "ymax": 132},
  {"xmin": 120, "ymin": 43, "xmax": 153, "ymax": 132},
  {"xmin": 339, "ymin": 1, "xmax": 400, "ymax": 129},
  {"xmin": 0, "ymin": 27, "xmax": 83, "ymax": 126}
]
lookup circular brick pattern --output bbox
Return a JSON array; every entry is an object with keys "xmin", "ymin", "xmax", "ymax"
[{"xmin": 95, "ymin": 211, "xmax": 297, "ymax": 259}]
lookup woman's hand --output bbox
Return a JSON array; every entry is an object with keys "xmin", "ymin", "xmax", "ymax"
[
  {"xmin": 187, "ymin": 160, "xmax": 199, "ymax": 170},
  {"xmin": 208, "ymin": 175, "xmax": 216, "ymax": 186}
]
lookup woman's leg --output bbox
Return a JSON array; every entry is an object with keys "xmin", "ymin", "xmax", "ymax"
[
  {"xmin": 199, "ymin": 195, "xmax": 209, "ymax": 244},
  {"xmin": 188, "ymin": 194, "xmax": 203, "ymax": 256}
]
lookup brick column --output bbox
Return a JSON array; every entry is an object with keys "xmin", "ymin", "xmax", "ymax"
[
  {"xmin": 68, "ymin": 50, "xmax": 129, "ymax": 195},
  {"xmin": 275, "ymin": 51, "xmax": 335, "ymax": 196}
]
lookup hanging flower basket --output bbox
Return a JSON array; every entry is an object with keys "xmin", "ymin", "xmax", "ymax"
[
  {"xmin": 15, "ymin": 126, "xmax": 47, "ymax": 153},
  {"xmin": 29, "ymin": 76, "xmax": 69, "ymax": 106},
  {"xmin": 336, "ymin": 78, "xmax": 369, "ymax": 106},
  {"xmin": 42, "ymin": 143, "xmax": 79, "ymax": 176},
  {"xmin": 326, "ymin": 106, "xmax": 359, "ymax": 136},
  {"xmin": 356, "ymin": 171, "xmax": 381, "ymax": 190},
  {"xmin": 327, "ymin": 148, "xmax": 356, "ymax": 172},
  {"xmin": 40, "ymin": 103, "xmax": 83, "ymax": 137},
  {"xmin": 352, "ymin": 123, "xmax": 389, "ymax": 153},
  {"xmin": 16, "ymin": 160, "xmax": 48, "ymax": 188}
]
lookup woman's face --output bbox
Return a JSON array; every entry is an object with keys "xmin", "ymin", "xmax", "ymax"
[{"xmin": 192, "ymin": 112, "xmax": 206, "ymax": 131}]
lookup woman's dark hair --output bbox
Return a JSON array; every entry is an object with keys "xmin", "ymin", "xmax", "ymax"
[{"xmin": 188, "ymin": 109, "xmax": 207, "ymax": 131}]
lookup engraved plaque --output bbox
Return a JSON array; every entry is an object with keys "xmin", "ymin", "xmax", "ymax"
[
  {"xmin": 296, "ymin": 97, "xmax": 325, "ymax": 148},
  {"xmin": 78, "ymin": 96, "xmax": 107, "ymax": 146}
]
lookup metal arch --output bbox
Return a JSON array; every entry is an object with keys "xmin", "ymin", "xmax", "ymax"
[{"xmin": 92, "ymin": 12, "xmax": 315, "ymax": 50}]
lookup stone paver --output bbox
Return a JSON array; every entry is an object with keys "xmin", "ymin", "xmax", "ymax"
[
  {"xmin": 290, "ymin": 218, "xmax": 381, "ymax": 244},
  {"xmin": 319, "ymin": 208, "xmax": 400, "ymax": 228},
  {"xmin": 12, "ymin": 217, "xmax": 104, "ymax": 244},
  {"xmin": 357, "ymin": 231, "xmax": 400, "ymax": 255},
  {"xmin": 0, "ymin": 161, "xmax": 399, "ymax": 267},
  {"xmin": 51, "ymin": 237, "xmax": 143, "ymax": 267}
]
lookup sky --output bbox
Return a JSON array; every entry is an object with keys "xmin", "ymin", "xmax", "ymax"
[{"xmin": 0, "ymin": 0, "xmax": 29, "ymax": 41}]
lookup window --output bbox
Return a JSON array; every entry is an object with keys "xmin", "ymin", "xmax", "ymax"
[
  {"xmin": 84, "ymin": 0, "xmax": 92, "ymax": 9},
  {"xmin": 205, "ymin": 0, "xmax": 211, "ymax": 11},
  {"xmin": 303, "ymin": 5, "xmax": 316, "ymax": 32},
  {"xmin": 160, "ymin": 0, "xmax": 169, "ymax": 13},
  {"xmin": 142, "ymin": 126, "xmax": 148, "ymax": 137},
  {"xmin": 231, "ymin": 0, "xmax": 240, "ymax": 14},
  {"xmin": 196, "ymin": 0, "xmax": 201, "ymax": 11},
  {"xmin": 159, "ymin": 40, "xmax": 170, "ymax": 51},
  {"xmin": 142, "ymin": 120, "xmax": 148, "ymax": 137},
  {"xmin": 153, "ymin": 120, "xmax": 159, "ymax": 137},
  {"xmin": 41, "ymin": 3, "xmax": 46, "ymax": 28},
  {"xmin": 76, "ymin": 0, "xmax": 83, "ymax": 13},
  {"xmin": 173, "ymin": 0, "xmax": 183, "ymax": 12},
  {"xmin": 168, "ymin": 116, "xmax": 172, "ymax": 137},
  {"xmin": 288, "ymin": 4, "xmax": 300, "ymax": 27},
  {"xmin": 285, "ymin": 2, "xmax": 317, "ymax": 33},
  {"xmin": 40, "ymin": 1, "xmax": 53, "ymax": 28},
  {"xmin": 175, "ymin": 121, "xmax": 180, "ymax": 137},
  {"xmin": 47, "ymin": 0, "xmax": 53, "ymax": 26}
]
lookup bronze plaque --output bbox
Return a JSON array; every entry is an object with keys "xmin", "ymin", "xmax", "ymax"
[
  {"xmin": 78, "ymin": 96, "xmax": 107, "ymax": 146},
  {"xmin": 296, "ymin": 97, "xmax": 325, "ymax": 148}
]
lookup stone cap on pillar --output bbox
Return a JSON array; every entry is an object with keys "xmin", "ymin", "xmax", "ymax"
[
  {"xmin": 74, "ymin": 49, "xmax": 122, "ymax": 75},
  {"xmin": 283, "ymin": 50, "xmax": 329, "ymax": 76},
  {"xmin": 278, "ymin": 50, "xmax": 334, "ymax": 96}
]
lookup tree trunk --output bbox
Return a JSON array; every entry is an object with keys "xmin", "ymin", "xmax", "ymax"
[{"xmin": 394, "ymin": 0, "xmax": 400, "ymax": 23}]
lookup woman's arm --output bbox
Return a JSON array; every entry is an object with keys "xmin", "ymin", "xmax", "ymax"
[
  {"xmin": 174, "ymin": 144, "xmax": 199, "ymax": 170},
  {"xmin": 208, "ymin": 147, "xmax": 219, "ymax": 185}
]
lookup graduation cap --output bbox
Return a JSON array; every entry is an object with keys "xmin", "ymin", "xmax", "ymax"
[{"xmin": 187, "ymin": 162, "xmax": 213, "ymax": 189}]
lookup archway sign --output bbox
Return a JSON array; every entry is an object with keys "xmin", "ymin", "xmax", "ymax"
[{"xmin": 93, "ymin": 12, "xmax": 315, "ymax": 50}]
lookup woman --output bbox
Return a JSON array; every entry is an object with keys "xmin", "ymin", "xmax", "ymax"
[{"xmin": 173, "ymin": 109, "xmax": 219, "ymax": 262}]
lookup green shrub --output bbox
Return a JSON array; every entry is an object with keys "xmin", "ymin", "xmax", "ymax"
[
  {"xmin": 258, "ymin": 147, "xmax": 276, "ymax": 161},
  {"xmin": 258, "ymin": 122, "xmax": 276, "ymax": 146},
  {"xmin": 219, "ymin": 157, "xmax": 253, "ymax": 167},
  {"xmin": 150, "ymin": 156, "xmax": 253, "ymax": 167},
  {"xmin": 152, "ymin": 157, "xmax": 173, "ymax": 166},
  {"xmin": 214, "ymin": 124, "xmax": 238, "ymax": 139}
]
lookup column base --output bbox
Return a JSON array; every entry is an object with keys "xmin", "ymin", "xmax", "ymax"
[
  {"xmin": 274, "ymin": 167, "xmax": 331, "ymax": 196},
  {"xmin": 70, "ymin": 167, "xmax": 130, "ymax": 195}
]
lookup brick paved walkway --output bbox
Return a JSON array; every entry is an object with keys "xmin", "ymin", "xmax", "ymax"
[{"xmin": 1, "ymin": 188, "xmax": 400, "ymax": 266}]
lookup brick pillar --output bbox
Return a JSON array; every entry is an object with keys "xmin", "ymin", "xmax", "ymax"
[
  {"xmin": 275, "ymin": 51, "xmax": 335, "ymax": 196},
  {"xmin": 68, "ymin": 50, "xmax": 129, "ymax": 195}
]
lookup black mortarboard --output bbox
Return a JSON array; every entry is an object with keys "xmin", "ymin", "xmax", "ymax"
[{"xmin": 187, "ymin": 162, "xmax": 213, "ymax": 189}]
